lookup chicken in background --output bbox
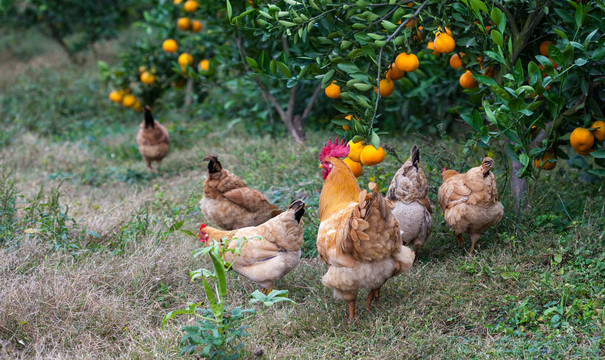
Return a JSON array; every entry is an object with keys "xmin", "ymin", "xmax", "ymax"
[
  {"xmin": 438, "ymin": 157, "xmax": 504, "ymax": 255},
  {"xmin": 198, "ymin": 199, "xmax": 305, "ymax": 293},
  {"xmin": 386, "ymin": 145, "xmax": 432, "ymax": 251},
  {"xmin": 200, "ymin": 155, "xmax": 282, "ymax": 230},
  {"xmin": 136, "ymin": 106, "xmax": 169, "ymax": 169},
  {"xmin": 317, "ymin": 138, "xmax": 415, "ymax": 320}
]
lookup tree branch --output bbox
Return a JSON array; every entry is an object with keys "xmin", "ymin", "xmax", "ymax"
[{"xmin": 301, "ymin": 83, "xmax": 322, "ymax": 122}]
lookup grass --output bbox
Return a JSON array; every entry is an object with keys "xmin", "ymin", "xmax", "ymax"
[{"xmin": 0, "ymin": 29, "xmax": 603, "ymax": 359}]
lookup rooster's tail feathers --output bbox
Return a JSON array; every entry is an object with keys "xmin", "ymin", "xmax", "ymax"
[
  {"xmin": 203, "ymin": 155, "xmax": 222, "ymax": 173},
  {"xmin": 143, "ymin": 106, "xmax": 155, "ymax": 128},
  {"xmin": 288, "ymin": 199, "xmax": 306, "ymax": 223}
]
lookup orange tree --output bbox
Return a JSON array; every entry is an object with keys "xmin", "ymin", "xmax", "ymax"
[
  {"xmin": 239, "ymin": 0, "xmax": 605, "ymax": 210},
  {"xmin": 1, "ymin": 0, "xmax": 152, "ymax": 63},
  {"xmin": 102, "ymin": 0, "xmax": 327, "ymax": 143}
]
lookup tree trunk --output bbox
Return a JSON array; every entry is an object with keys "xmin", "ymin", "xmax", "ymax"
[{"xmin": 510, "ymin": 159, "xmax": 529, "ymax": 215}]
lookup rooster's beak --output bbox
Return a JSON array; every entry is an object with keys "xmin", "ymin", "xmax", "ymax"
[{"xmin": 319, "ymin": 163, "xmax": 323, "ymax": 168}]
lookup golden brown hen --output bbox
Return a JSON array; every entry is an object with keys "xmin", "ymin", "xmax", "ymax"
[
  {"xmin": 386, "ymin": 145, "xmax": 432, "ymax": 250},
  {"xmin": 317, "ymin": 138, "xmax": 415, "ymax": 320},
  {"xmin": 136, "ymin": 106, "xmax": 169, "ymax": 169},
  {"xmin": 438, "ymin": 157, "xmax": 504, "ymax": 255},
  {"xmin": 200, "ymin": 155, "xmax": 282, "ymax": 230},
  {"xmin": 198, "ymin": 199, "xmax": 305, "ymax": 293}
]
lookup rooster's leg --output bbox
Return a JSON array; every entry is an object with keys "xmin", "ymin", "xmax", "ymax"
[
  {"xmin": 469, "ymin": 234, "xmax": 480, "ymax": 255},
  {"xmin": 456, "ymin": 234, "xmax": 465, "ymax": 246},
  {"xmin": 145, "ymin": 159, "xmax": 152, "ymax": 169},
  {"xmin": 347, "ymin": 300, "xmax": 356, "ymax": 321},
  {"xmin": 366, "ymin": 289, "xmax": 375, "ymax": 310}
]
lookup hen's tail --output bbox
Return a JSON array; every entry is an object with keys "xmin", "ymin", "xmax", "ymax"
[
  {"xmin": 203, "ymin": 155, "xmax": 222, "ymax": 173},
  {"xmin": 410, "ymin": 145, "xmax": 420, "ymax": 168},
  {"xmin": 143, "ymin": 106, "xmax": 155, "ymax": 128},
  {"xmin": 287, "ymin": 199, "xmax": 305, "ymax": 223}
]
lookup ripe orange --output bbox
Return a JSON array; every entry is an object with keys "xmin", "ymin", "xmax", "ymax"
[
  {"xmin": 177, "ymin": 17, "xmax": 191, "ymax": 31},
  {"xmin": 174, "ymin": 0, "xmax": 183, "ymax": 4},
  {"xmin": 427, "ymin": 41, "xmax": 440, "ymax": 56},
  {"xmin": 540, "ymin": 41, "xmax": 553, "ymax": 57},
  {"xmin": 591, "ymin": 120, "xmax": 605, "ymax": 142},
  {"xmin": 360, "ymin": 145, "xmax": 385, "ymax": 166},
  {"xmin": 570, "ymin": 127, "xmax": 595, "ymax": 153},
  {"xmin": 163, "ymin": 39, "xmax": 178, "ymax": 53},
  {"xmin": 395, "ymin": 53, "xmax": 419, "ymax": 72},
  {"xmin": 344, "ymin": 158, "xmax": 363, "ymax": 177},
  {"xmin": 483, "ymin": 66, "xmax": 495, "ymax": 78},
  {"xmin": 183, "ymin": 0, "xmax": 198, "ymax": 12},
  {"xmin": 191, "ymin": 20, "xmax": 203, "ymax": 32},
  {"xmin": 109, "ymin": 90, "xmax": 123, "ymax": 103},
  {"xmin": 348, "ymin": 140, "xmax": 364, "ymax": 162},
  {"xmin": 449, "ymin": 53, "xmax": 463, "ymax": 69},
  {"xmin": 533, "ymin": 152, "xmax": 556, "ymax": 170},
  {"xmin": 325, "ymin": 81, "xmax": 341, "ymax": 99},
  {"xmin": 140, "ymin": 71, "xmax": 155, "ymax": 85},
  {"xmin": 178, "ymin": 53, "xmax": 194, "ymax": 67},
  {"xmin": 376, "ymin": 78, "xmax": 395, "ymax": 97},
  {"xmin": 386, "ymin": 63, "xmax": 405, "ymax": 80},
  {"xmin": 433, "ymin": 33, "xmax": 455, "ymax": 53},
  {"xmin": 459, "ymin": 70, "xmax": 477, "ymax": 89},
  {"xmin": 122, "ymin": 94, "xmax": 136, "ymax": 108},
  {"xmin": 198, "ymin": 59, "xmax": 210, "ymax": 71}
]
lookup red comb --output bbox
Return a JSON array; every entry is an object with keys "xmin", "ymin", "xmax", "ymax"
[
  {"xmin": 442, "ymin": 166, "xmax": 446, "ymax": 173},
  {"xmin": 319, "ymin": 137, "xmax": 350, "ymax": 161},
  {"xmin": 198, "ymin": 224, "xmax": 208, "ymax": 243}
]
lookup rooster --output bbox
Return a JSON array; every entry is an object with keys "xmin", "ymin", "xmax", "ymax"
[
  {"xmin": 438, "ymin": 157, "xmax": 504, "ymax": 255},
  {"xmin": 198, "ymin": 199, "xmax": 305, "ymax": 293},
  {"xmin": 317, "ymin": 138, "xmax": 415, "ymax": 320},
  {"xmin": 136, "ymin": 106, "xmax": 169, "ymax": 169},
  {"xmin": 200, "ymin": 155, "xmax": 282, "ymax": 230},
  {"xmin": 386, "ymin": 145, "xmax": 432, "ymax": 250}
]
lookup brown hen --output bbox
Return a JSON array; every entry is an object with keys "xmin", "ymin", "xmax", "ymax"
[
  {"xmin": 136, "ymin": 106, "xmax": 169, "ymax": 169},
  {"xmin": 200, "ymin": 155, "xmax": 282, "ymax": 230},
  {"xmin": 438, "ymin": 157, "xmax": 504, "ymax": 254}
]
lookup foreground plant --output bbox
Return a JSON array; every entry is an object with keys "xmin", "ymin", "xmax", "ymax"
[{"xmin": 163, "ymin": 237, "xmax": 294, "ymax": 359}]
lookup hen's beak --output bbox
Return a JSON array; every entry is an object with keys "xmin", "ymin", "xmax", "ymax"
[{"xmin": 319, "ymin": 163, "xmax": 323, "ymax": 168}]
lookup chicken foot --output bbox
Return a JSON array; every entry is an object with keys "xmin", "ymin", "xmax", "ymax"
[
  {"xmin": 468, "ymin": 233, "xmax": 481, "ymax": 255},
  {"xmin": 456, "ymin": 234, "xmax": 465, "ymax": 246},
  {"xmin": 260, "ymin": 284, "xmax": 274, "ymax": 295},
  {"xmin": 366, "ymin": 288, "xmax": 381, "ymax": 310},
  {"xmin": 347, "ymin": 300, "xmax": 356, "ymax": 321}
]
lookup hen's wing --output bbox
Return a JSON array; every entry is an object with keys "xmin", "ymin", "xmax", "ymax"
[
  {"xmin": 321, "ymin": 183, "xmax": 400, "ymax": 267},
  {"xmin": 438, "ymin": 175, "xmax": 472, "ymax": 211},
  {"xmin": 387, "ymin": 146, "xmax": 429, "ymax": 204},
  {"xmin": 223, "ymin": 187, "xmax": 275, "ymax": 213}
]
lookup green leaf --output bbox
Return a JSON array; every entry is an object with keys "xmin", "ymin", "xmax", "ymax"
[
  {"xmin": 483, "ymin": 100, "xmax": 497, "ymax": 124},
  {"xmin": 277, "ymin": 62, "xmax": 292, "ymax": 77},
  {"xmin": 469, "ymin": 0, "xmax": 488, "ymax": 14},
  {"xmin": 337, "ymin": 62, "xmax": 362, "ymax": 74},
  {"xmin": 554, "ymin": 28, "xmax": 568, "ymax": 40},
  {"xmin": 353, "ymin": 83, "xmax": 373, "ymax": 91},
  {"xmin": 491, "ymin": 30, "xmax": 503, "ymax": 48},
  {"xmin": 169, "ymin": 221, "xmax": 184, "ymax": 232},
  {"xmin": 474, "ymin": 74, "xmax": 498, "ymax": 87},
  {"xmin": 484, "ymin": 50, "xmax": 506, "ymax": 65},
  {"xmin": 393, "ymin": 36, "xmax": 405, "ymax": 46},
  {"xmin": 245, "ymin": 56, "xmax": 258, "ymax": 68},
  {"xmin": 381, "ymin": 20, "xmax": 398, "ymax": 31},
  {"xmin": 321, "ymin": 69, "xmax": 335, "ymax": 87},
  {"xmin": 370, "ymin": 131, "xmax": 380, "ymax": 149},
  {"xmin": 590, "ymin": 150, "xmax": 605, "ymax": 158},
  {"xmin": 587, "ymin": 169, "xmax": 605, "ymax": 176},
  {"xmin": 490, "ymin": 8, "xmax": 502, "ymax": 28},
  {"xmin": 209, "ymin": 251, "xmax": 227, "ymax": 302},
  {"xmin": 202, "ymin": 276, "xmax": 220, "ymax": 319},
  {"xmin": 519, "ymin": 153, "xmax": 530, "ymax": 167},
  {"xmin": 593, "ymin": 47, "xmax": 605, "ymax": 61},
  {"xmin": 269, "ymin": 59, "xmax": 277, "ymax": 75},
  {"xmin": 226, "ymin": 0, "xmax": 232, "ymax": 19}
]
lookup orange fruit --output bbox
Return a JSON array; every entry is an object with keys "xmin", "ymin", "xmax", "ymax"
[
  {"xmin": 163, "ymin": 39, "xmax": 178, "ymax": 53},
  {"xmin": 449, "ymin": 53, "xmax": 463, "ymax": 70},
  {"xmin": 433, "ymin": 33, "xmax": 455, "ymax": 53},
  {"xmin": 177, "ymin": 17, "xmax": 191, "ymax": 31},
  {"xmin": 137, "ymin": 66, "xmax": 147, "ymax": 75},
  {"xmin": 109, "ymin": 90, "xmax": 123, "ymax": 103},
  {"xmin": 183, "ymin": 0, "xmax": 198, "ymax": 12},
  {"xmin": 122, "ymin": 94, "xmax": 136, "ymax": 108},
  {"xmin": 570, "ymin": 127, "xmax": 595, "ymax": 153},
  {"xmin": 407, "ymin": 1, "xmax": 414, "ymax": 7},
  {"xmin": 386, "ymin": 63, "xmax": 405, "ymax": 80},
  {"xmin": 533, "ymin": 152, "xmax": 556, "ymax": 170},
  {"xmin": 191, "ymin": 20, "xmax": 203, "ymax": 32},
  {"xmin": 344, "ymin": 158, "xmax": 363, "ymax": 177},
  {"xmin": 427, "ymin": 41, "xmax": 440, "ymax": 55},
  {"xmin": 360, "ymin": 145, "xmax": 385, "ymax": 166},
  {"xmin": 375, "ymin": 78, "xmax": 395, "ymax": 97},
  {"xmin": 198, "ymin": 59, "xmax": 210, "ymax": 71},
  {"xmin": 174, "ymin": 0, "xmax": 183, "ymax": 4},
  {"xmin": 395, "ymin": 53, "xmax": 419, "ymax": 72},
  {"xmin": 133, "ymin": 100, "xmax": 142, "ymax": 112},
  {"xmin": 483, "ymin": 66, "xmax": 495, "ymax": 78},
  {"xmin": 576, "ymin": 148, "xmax": 594, "ymax": 156},
  {"xmin": 347, "ymin": 140, "xmax": 364, "ymax": 162},
  {"xmin": 591, "ymin": 120, "xmax": 605, "ymax": 142},
  {"xmin": 140, "ymin": 71, "xmax": 155, "ymax": 85},
  {"xmin": 459, "ymin": 70, "xmax": 477, "ymax": 89},
  {"xmin": 178, "ymin": 53, "xmax": 194, "ymax": 67},
  {"xmin": 325, "ymin": 81, "xmax": 341, "ymax": 99},
  {"xmin": 540, "ymin": 41, "xmax": 553, "ymax": 57}
]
